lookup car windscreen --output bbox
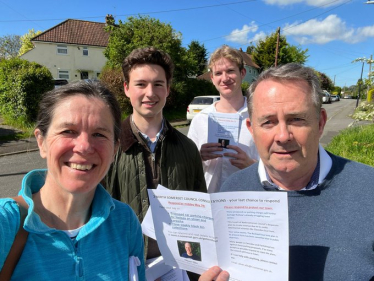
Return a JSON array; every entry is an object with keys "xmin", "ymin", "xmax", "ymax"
[
  {"xmin": 190, "ymin": 97, "xmax": 214, "ymax": 105},
  {"xmin": 54, "ymin": 80, "xmax": 68, "ymax": 86}
]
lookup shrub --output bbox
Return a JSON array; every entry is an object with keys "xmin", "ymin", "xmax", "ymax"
[
  {"xmin": 241, "ymin": 81, "xmax": 250, "ymax": 94},
  {"xmin": 368, "ymin": 88, "xmax": 374, "ymax": 102},
  {"xmin": 99, "ymin": 65, "xmax": 132, "ymax": 115},
  {"xmin": 166, "ymin": 79, "xmax": 217, "ymax": 111},
  {"xmin": 0, "ymin": 58, "xmax": 53, "ymax": 125},
  {"xmin": 352, "ymin": 101, "xmax": 374, "ymax": 121}
]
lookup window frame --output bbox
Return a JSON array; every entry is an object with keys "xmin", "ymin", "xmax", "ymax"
[
  {"xmin": 58, "ymin": 70, "xmax": 70, "ymax": 80},
  {"xmin": 57, "ymin": 45, "xmax": 68, "ymax": 55},
  {"xmin": 82, "ymin": 46, "xmax": 88, "ymax": 56}
]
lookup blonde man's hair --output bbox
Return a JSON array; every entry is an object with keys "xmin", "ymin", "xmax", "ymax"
[{"xmin": 208, "ymin": 45, "xmax": 244, "ymax": 72}]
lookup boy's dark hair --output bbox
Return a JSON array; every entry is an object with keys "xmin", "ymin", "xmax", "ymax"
[{"xmin": 122, "ymin": 47, "xmax": 174, "ymax": 86}]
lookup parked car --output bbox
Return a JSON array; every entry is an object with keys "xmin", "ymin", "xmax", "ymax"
[
  {"xmin": 186, "ymin": 96, "xmax": 220, "ymax": 121},
  {"xmin": 321, "ymin": 91, "xmax": 332, "ymax": 104},
  {"xmin": 330, "ymin": 95, "xmax": 340, "ymax": 101},
  {"xmin": 344, "ymin": 95, "xmax": 353, "ymax": 99},
  {"xmin": 53, "ymin": 79, "xmax": 68, "ymax": 88}
]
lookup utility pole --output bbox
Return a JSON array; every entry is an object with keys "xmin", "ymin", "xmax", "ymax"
[
  {"xmin": 367, "ymin": 55, "xmax": 372, "ymax": 99},
  {"xmin": 356, "ymin": 62, "xmax": 365, "ymax": 108},
  {"xmin": 275, "ymin": 27, "xmax": 280, "ymax": 67}
]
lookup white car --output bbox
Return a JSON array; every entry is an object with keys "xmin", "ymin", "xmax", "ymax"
[
  {"xmin": 186, "ymin": 95, "xmax": 220, "ymax": 121},
  {"xmin": 321, "ymin": 91, "xmax": 332, "ymax": 104}
]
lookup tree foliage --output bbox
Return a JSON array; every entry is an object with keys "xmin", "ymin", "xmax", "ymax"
[
  {"xmin": 251, "ymin": 32, "xmax": 309, "ymax": 71},
  {"xmin": 187, "ymin": 40, "xmax": 208, "ymax": 76},
  {"xmin": 99, "ymin": 65, "xmax": 132, "ymax": 115},
  {"xmin": 0, "ymin": 58, "xmax": 53, "ymax": 125},
  {"xmin": 0, "ymin": 34, "xmax": 21, "ymax": 59},
  {"xmin": 102, "ymin": 15, "xmax": 210, "ymax": 113},
  {"xmin": 18, "ymin": 29, "xmax": 42, "ymax": 56},
  {"xmin": 315, "ymin": 71, "xmax": 334, "ymax": 92},
  {"xmin": 332, "ymin": 85, "xmax": 342, "ymax": 95}
]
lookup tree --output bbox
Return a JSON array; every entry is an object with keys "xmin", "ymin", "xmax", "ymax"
[
  {"xmin": 251, "ymin": 31, "xmax": 308, "ymax": 71},
  {"xmin": 0, "ymin": 34, "xmax": 21, "ymax": 59},
  {"xmin": 104, "ymin": 15, "xmax": 198, "ymax": 80},
  {"xmin": 315, "ymin": 71, "xmax": 334, "ymax": 92},
  {"xmin": 18, "ymin": 29, "xmax": 42, "ymax": 56},
  {"xmin": 246, "ymin": 44, "xmax": 256, "ymax": 55},
  {"xmin": 187, "ymin": 40, "xmax": 208, "ymax": 76},
  {"xmin": 332, "ymin": 86, "xmax": 342, "ymax": 95},
  {"xmin": 0, "ymin": 58, "xmax": 53, "ymax": 124},
  {"xmin": 103, "ymin": 15, "xmax": 209, "ymax": 113}
]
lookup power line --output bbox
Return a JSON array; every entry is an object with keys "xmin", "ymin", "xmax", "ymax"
[{"xmin": 0, "ymin": 0, "xmax": 255, "ymax": 23}]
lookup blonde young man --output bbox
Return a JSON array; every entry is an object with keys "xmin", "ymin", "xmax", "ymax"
[{"xmin": 188, "ymin": 45, "xmax": 258, "ymax": 193}]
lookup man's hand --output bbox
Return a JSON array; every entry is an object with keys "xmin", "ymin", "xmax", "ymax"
[
  {"xmin": 199, "ymin": 266, "xmax": 229, "ymax": 281},
  {"xmin": 224, "ymin": 145, "xmax": 256, "ymax": 169},
  {"xmin": 200, "ymin": 143, "xmax": 223, "ymax": 161}
]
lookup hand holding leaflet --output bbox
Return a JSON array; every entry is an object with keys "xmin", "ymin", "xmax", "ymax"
[
  {"xmin": 207, "ymin": 112, "xmax": 240, "ymax": 157},
  {"xmin": 148, "ymin": 190, "xmax": 289, "ymax": 281}
]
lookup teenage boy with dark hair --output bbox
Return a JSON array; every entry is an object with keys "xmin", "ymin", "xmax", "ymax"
[{"xmin": 104, "ymin": 47, "xmax": 207, "ymax": 281}]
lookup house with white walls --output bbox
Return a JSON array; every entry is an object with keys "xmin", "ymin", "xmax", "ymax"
[{"xmin": 21, "ymin": 19, "xmax": 109, "ymax": 82}]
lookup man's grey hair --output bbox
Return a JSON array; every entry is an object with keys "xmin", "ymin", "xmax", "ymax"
[{"xmin": 246, "ymin": 63, "xmax": 323, "ymax": 118}]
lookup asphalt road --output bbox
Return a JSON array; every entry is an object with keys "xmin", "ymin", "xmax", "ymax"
[{"xmin": 0, "ymin": 99, "xmax": 357, "ymax": 198}]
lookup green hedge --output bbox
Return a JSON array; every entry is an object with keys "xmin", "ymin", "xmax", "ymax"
[{"xmin": 0, "ymin": 58, "xmax": 53, "ymax": 125}]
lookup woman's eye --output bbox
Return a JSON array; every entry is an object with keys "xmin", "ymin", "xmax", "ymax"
[{"xmin": 62, "ymin": 130, "xmax": 75, "ymax": 134}]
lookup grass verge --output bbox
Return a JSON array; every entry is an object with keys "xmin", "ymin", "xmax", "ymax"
[
  {"xmin": 0, "ymin": 115, "xmax": 35, "ymax": 142},
  {"xmin": 325, "ymin": 124, "xmax": 374, "ymax": 167}
]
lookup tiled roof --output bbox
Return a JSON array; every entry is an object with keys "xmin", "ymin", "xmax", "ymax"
[
  {"xmin": 240, "ymin": 51, "xmax": 260, "ymax": 69},
  {"xmin": 32, "ymin": 19, "xmax": 109, "ymax": 47}
]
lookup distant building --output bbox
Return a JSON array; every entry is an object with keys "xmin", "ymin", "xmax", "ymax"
[
  {"xmin": 197, "ymin": 48, "xmax": 260, "ymax": 84},
  {"xmin": 21, "ymin": 18, "xmax": 111, "ymax": 82}
]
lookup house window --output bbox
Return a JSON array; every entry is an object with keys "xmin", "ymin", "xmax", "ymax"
[
  {"xmin": 58, "ymin": 70, "xmax": 69, "ymax": 79},
  {"xmin": 83, "ymin": 47, "xmax": 88, "ymax": 56},
  {"xmin": 80, "ymin": 71, "xmax": 89, "ymax": 80},
  {"xmin": 96, "ymin": 72, "xmax": 100, "ymax": 78},
  {"xmin": 57, "ymin": 45, "xmax": 68, "ymax": 55}
]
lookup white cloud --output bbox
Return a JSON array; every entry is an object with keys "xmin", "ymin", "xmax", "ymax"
[
  {"xmin": 357, "ymin": 26, "xmax": 374, "ymax": 37},
  {"xmin": 250, "ymin": 32, "xmax": 268, "ymax": 43},
  {"xmin": 263, "ymin": 0, "xmax": 347, "ymax": 7},
  {"xmin": 284, "ymin": 14, "xmax": 374, "ymax": 44},
  {"xmin": 225, "ymin": 22, "xmax": 259, "ymax": 44}
]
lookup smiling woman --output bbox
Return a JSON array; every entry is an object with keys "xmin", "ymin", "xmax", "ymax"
[{"xmin": 0, "ymin": 81, "xmax": 146, "ymax": 280}]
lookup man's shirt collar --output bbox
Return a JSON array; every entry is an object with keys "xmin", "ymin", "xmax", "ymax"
[
  {"xmin": 258, "ymin": 144, "xmax": 332, "ymax": 191},
  {"xmin": 131, "ymin": 115, "xmax": 164, "ymax": 153}
]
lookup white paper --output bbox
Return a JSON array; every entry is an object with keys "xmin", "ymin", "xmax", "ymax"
[
  {"xmin": 145, "ymin": 256, "xmax": 189, "ymax": 281},
  {"xmin": 142, "ymin": 185, "xmax": 169, "ymax": 239},
  {"xmin": 148, "ymin": 190, "xmax": 289, "ymax": 281},
  {"xmin": 207, "ymin": 112, "xmax": 240, "ymax": 155}
]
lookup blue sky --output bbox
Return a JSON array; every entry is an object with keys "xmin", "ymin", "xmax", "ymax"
[{"xmin": 1, "ymin": 0, "xmax": 373, "ymax": 87}]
